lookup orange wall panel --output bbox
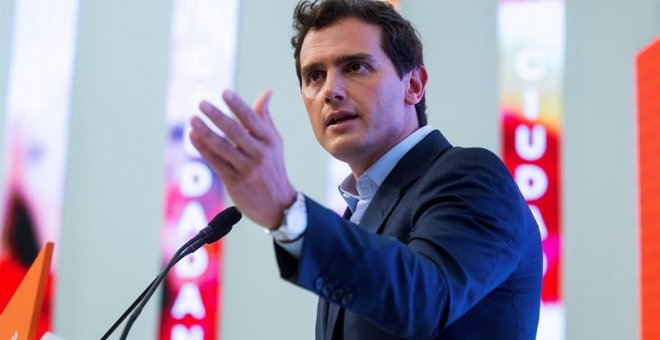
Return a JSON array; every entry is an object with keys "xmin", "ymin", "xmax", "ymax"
[{"xmin": 637, "ymin": 37, "xmax": 660, "ymax": 340}]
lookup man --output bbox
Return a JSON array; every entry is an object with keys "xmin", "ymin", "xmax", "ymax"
[{"xmin": 190, "ymin": 0, "xmax": 542, "ymax": 339}]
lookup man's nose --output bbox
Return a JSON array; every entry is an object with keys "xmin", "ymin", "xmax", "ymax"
[{"xmin": 323, "ymin": 71, "xmax": 346, "ymax": 104}]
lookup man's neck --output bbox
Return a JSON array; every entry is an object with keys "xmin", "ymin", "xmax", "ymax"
[{"xmin": 347, "ymin": 125, "xmax": 433, "ymax": 179}]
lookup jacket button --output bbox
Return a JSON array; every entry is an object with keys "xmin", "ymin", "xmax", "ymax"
[
  {"xmin": 331, "ymin": 289, "xmax": 344, "ymax": 302},
  {"xmin": 341, "ymin": 293, "xmax": 354, "ymax": 305},
  {"xmin": 314, "ymin": 278, "xmax": 324, "ymax": 292},
  {"xmin": 322, "ymin": 283, "xmax": 334, "ymax": 297}
]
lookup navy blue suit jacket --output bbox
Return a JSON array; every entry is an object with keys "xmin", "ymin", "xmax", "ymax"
[{"xmin": 275, "ymin": 130, "xmax": 542, "ymax": 339}]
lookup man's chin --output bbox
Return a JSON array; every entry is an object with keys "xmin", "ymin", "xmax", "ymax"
[{"xmin": 323, "ymin": 138, "xmax": 366, "ymax": 164}]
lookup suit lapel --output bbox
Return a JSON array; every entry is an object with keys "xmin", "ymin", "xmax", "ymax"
[
  {"xmin": 359, "ymin": 130, "xmax": 451, "ymax": 234},
  {"xmin": 342, "ymin": 206, "xmax": 353, "ymax": 220}
]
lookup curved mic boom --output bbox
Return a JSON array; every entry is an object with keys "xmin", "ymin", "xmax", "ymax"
[{"xmin": 101, "ymin": 206, "xmax": 242, "ymax": 340}]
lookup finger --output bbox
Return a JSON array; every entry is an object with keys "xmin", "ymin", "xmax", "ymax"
[
  {"xmin": 254, "ymin": 90, "xmax": 283, "ymax": 141},
  {"xmin": 189, "ymin": 126, "xmax": 236, "ymax": 180},
  {"xmin": 253, "ymin": 89, "xmax": 276, "ymax": 128},
  {"xmin": 190, "ymin": 116, "xmax": 251, "ymax": 172},
  {"xmin": 199, "ymin": 100, "xmax": 261, "ymax": 157},
  {"xmin": 222, "ymin": 90, "xmax": 270, "ymax": 140},
  {"xmin": 190, "ymin": 132, "xmax": 237, "ymax": 182}
]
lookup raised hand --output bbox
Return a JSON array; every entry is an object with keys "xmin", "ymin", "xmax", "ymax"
[{"xmin": 189, "ymin": 89, "xmax": 297, "ymax": 230}]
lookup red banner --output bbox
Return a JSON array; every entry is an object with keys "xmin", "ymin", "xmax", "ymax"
[
  {"xmin": 498, "ymin": 1, "xmax": 565, "ymax": 338},
  {"xmin": 159, "ymin": 0, "xmax": 239, "ymax": 338},
  {"xmin": 0, "ymin": 1, "xmax": 79, "ymax": 337}
]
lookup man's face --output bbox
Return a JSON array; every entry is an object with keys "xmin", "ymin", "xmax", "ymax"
[{"xmin": 299, "ymin": 17, "xmax": 421, "ymax": 176}]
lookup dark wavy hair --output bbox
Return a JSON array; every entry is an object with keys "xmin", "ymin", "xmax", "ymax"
[{"xmin": 291, "ymin": 0, "xmax": 427, "ymax": 126}]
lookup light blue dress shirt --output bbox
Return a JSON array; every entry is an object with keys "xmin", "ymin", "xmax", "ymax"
[{"xmin": 278, "ymin": 125, "xmax": 434, "ymax": 258}]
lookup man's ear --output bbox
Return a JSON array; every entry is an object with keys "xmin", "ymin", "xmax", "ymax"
[{"xmin": 404, "ymin": 66, "xmax": 428, "ymax": 105}]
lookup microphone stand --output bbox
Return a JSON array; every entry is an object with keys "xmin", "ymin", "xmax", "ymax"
[
  {"xmin": 101, "ymin": 206, "xmax": 241, "ymax": 340},
  {"xmin": 99, "ymin": 237, "xmax": 196, "ymax": 340},
  {"xmin": 119, "ymin": 243, "xmax": 198, "ymax": 339}
]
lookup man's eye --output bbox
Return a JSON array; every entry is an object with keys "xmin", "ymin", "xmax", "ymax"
[
  {"xmin": 348, "ymin": 62, "xmax": 368, "ymax": 73},
  {"xmin": 307, "ymin": 71, "xmax": 323, "ymax": 83}
]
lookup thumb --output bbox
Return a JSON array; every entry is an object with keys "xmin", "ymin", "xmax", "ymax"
[{"xmin": 253, "ymin": 89, "xmax": 273, "ymax": 123}]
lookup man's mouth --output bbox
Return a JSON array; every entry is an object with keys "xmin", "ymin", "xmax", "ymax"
[{"xmin": 327, "ymin": 111, "xmax": 359, "ymax": 126}]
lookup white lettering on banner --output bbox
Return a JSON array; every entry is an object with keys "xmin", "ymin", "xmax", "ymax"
[
  {"xmin": 177, "ymin": 201, "xmax": 207, "ymax": 237},
  {"xmin": 170, "ymin": 148, "xmax": 213, "ymax": 334},
  {"xmin": 175, "ymin": 247, "xmax": 209, "ymax": 278},
  {"xmin": 512, "ymin": 44, "xmax": 551, "ymax": 287},
  {"xmin": 514, "ymin": 47, "xmax": 547, "ymax": 81},
  {"xmin": 523, "ymin": 87, "xmax": 540, "ymax": 120},
  {"xmin": 528, "ymin": 204, "xmax": 548, "ymax": 239},
  {"xmin": 180, "ymin": 161, "xmax": 213, "ymax": 197},
  {"xmin": 172, "ymin": 283, "xmax": 207, "ymax": 319},
  {"xmin": 529, "ymin": 204, "xmax": 549, "ymax": 275},
  {"xmin": 515, "ymin": 125, "xmax": 547, "ymax": 161},
  {"xmin": 515, "ymin": 164, "xmax": 548, "ymax": 201},
  {"xmin": 171, "ymin": 325, "xmax": 204, "ymax": 340}
]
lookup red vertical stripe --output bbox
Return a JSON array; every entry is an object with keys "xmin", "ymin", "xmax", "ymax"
[{"xmin": 637, "ymin": 37, "xmax": 660, "ymax": 340}]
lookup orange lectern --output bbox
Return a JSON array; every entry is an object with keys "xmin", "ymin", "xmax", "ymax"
[{"xmin": 0, "ymin": 242, "xmax": 53, "ymax": 340}]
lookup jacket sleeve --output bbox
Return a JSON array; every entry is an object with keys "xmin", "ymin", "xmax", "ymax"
[{"xmin": 274, "ymin": 148, "xmax": 537, "ymax": 339}]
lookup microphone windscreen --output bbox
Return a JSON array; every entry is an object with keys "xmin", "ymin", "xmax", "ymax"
[
  {"xmin": 205, "ymin": 206, "xmax": 242, "ymax": 243},
  {"xmin": 209, "ymin": 206, "xmax": 242, "ymax": 228}
]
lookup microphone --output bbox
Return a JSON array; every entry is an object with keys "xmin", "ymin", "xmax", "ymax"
[
  {"xmin": 181, "ymin": 206, "xmax": 241, "ymax": 257},
  {"xmin": 101, "ymin": 206, "xmax": 242, "ymax": 340},
  {"xmin": 119, "ymin": 206, "xmax": 241, "ymax": 339}
]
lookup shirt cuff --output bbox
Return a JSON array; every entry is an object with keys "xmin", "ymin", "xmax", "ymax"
[
  {"xmin": 275, "ymin": 236, "xmax": 305, "ymax": 259},
  {"xmin": 269, "ymin": 192, "xmax": 307, "ymax": 259}
]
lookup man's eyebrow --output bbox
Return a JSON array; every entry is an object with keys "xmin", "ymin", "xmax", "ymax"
[
  {"xmin": 301, "ymin": 62, "xmax": 324, "ymax": 78},
  {"xmin": 334, "ymin": 53, "xmax": 375, "ymax": 66},
  {"xmin": 301, "ymin": 53, "xmax": 376, "ymax": 77}
]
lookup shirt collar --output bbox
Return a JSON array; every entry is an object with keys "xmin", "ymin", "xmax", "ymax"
[{"xmin": 338, "ymin": 125, "xmax": 434, "ymax": 207}]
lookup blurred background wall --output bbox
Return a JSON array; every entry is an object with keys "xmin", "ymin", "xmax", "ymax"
[{"xmin": 0, "ymin": 0, "xmax": 658, "ymax": 339}]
